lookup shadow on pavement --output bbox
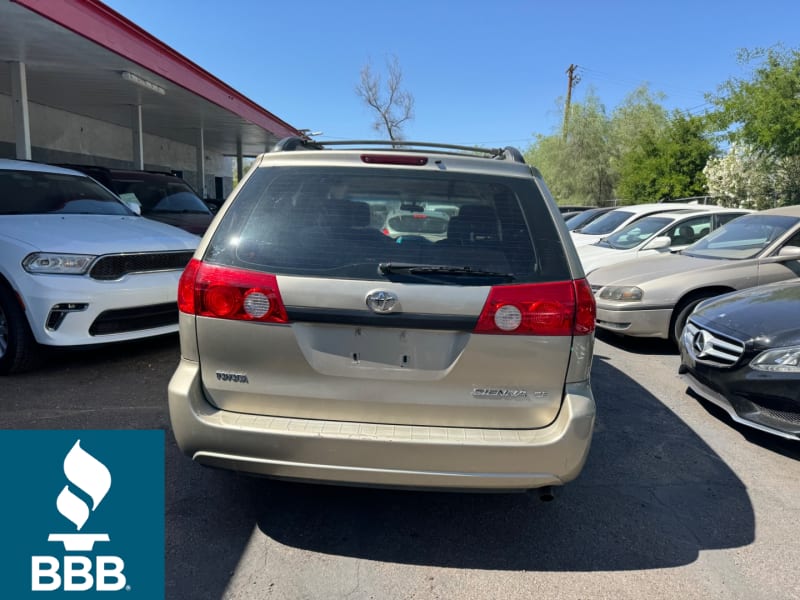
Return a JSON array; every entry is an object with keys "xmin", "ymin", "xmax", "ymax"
[
  {"xmin": 595, "ymin": 329, "xmax": 676, "ymax": 356},
  {"xmin": 2, "ymin": 334, "xmax": 757, "ymax": 592},
  {"xmin": 237, "ymin": 353, "xmax": 755, "ymax": 572}
]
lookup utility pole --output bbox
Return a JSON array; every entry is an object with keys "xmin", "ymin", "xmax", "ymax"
[{"xmin": 562, "ymin": 64, "xmax": 579, "ymax": 139}]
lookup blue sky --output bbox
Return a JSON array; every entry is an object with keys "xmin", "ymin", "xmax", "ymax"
[{"xmin": 103, "ymin": 0, "xmax": 799, "ymax": 150}]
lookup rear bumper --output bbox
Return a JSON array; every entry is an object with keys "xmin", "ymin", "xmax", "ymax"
[{"xmin": 168, "ymin": 358, "xmax": 596, "ymax": 490}]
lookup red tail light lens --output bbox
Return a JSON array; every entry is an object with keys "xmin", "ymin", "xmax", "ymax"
[
  {"xmin": 177, "ymin": 259, "xmax": 289, "ymax": 323},
  {"xmin": 474, "ymin": 279, "xmax": 596, "ymax": 336},
  {"xmin": 177, "ymin": 258, "xmax": 201, "ymax": 315},
  {"xmin": 573, "ymin": 278, "xmax": 597, "ymax": 335}
]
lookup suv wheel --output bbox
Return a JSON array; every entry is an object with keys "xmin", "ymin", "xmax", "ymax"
[{"xmin": 0, "ymin": 284, "xmax": 39, "ymax": 375}]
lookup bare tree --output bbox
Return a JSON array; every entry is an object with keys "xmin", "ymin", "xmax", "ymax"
[{"xmin": 355, "ymin": 55, "xmax": 414, "ymax": 142}]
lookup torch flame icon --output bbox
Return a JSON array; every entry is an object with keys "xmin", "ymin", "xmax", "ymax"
[
  {"xmin": 48, "ymin": 440, "xmax": 112, "ymax": 551},
  {"xmin": 56, "ymin": 440, "xmax": 111, "ymax": 530}
]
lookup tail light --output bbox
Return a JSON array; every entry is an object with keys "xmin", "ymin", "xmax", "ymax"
[
  {"xmin": 474, "ymin": 279, "xmax": 596, "ymax": 336},
  {"xmin": 177, "ymin": 259, "xmax": 289, "ymax": 323}
]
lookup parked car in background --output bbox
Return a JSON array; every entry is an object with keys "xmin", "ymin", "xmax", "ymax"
[
  {"xmin": 577, "ymin": 207, "xmax": 751, "ymax": 275},
  {"xmin": 571, "ymin": 203, "xmax": 709, "ymax": 247},
  {"xmin": 0, "ymin": 160, "xmax": 199, "ymax": 374},
  {"xmin": 169, "ymin": 138, "xmax": 597, "ymax": 493},
  {"xmin": 564, "ymin": 206, "xmax": 615, "ymax": 231},
  {"xmin": 679, "ymin": 280, "xmax": 800, "ymax": 440},
  {"xmin": 381, "ymin": 207, "xmax": 451, "ymax": 242},
  {"xmin": 57, "ymin": 164, "xmax": 214, "ymax": 234},
  {"xmin": 589, "ymin": 206, "xmax": 800, "ymax": 345},
  {"xmin": 557, "ymin": 205, "xmax": 596, "ymax": 214}
]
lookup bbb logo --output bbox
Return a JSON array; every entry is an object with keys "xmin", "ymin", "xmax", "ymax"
[
  {"xmin": 32, "ymin": 440, "xmax": 127, "ymax": 592},
  {"xmin": 0, "ymin": 430, "xmax": 164, "ymax": 599}
]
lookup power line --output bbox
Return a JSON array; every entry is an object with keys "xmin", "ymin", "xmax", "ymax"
[{"xmin": 577, "ymin": 65, "xmax": 709, "ymax": 98}]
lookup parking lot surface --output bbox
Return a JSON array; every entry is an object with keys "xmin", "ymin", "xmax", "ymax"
[{"xmin": 2, "ymin": 333, "xmax": 799, "ymax": 600}]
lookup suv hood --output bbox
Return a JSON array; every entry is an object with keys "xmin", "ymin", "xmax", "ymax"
[
  {"xmin": 692, "ymin": 280, "xmax": 800, "ymax": 345},
  {"xmin": 0, "ymin": 214, "xmax": 199, "ymax": 254}
]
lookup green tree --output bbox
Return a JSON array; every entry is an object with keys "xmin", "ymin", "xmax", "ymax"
[
  {"xmin": 525, "ymin": 91, "xmax": 616, "ymax": 205},
  {"xmin": 610, "ymin": 85, "xmax": 669, "ymax": 157},
  {"xmin": 708, "ymin": 46, "xmax": 800, "ymax": 159},
  {"xmin": 616, "ymin": 112, "xmax": 716, "ymax": 202}
]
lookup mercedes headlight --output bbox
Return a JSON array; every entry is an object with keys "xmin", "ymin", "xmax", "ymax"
[
  {"xmin": 750, "ymin": 346, "xmax": 800, "ymax": 373},
  {"xmin": 23, "ymin": 253, "xmax": 95, "ymax": 275},
  {"xmin": 598, "ymin": 286, "xmax": 643, "ymax": 301}
]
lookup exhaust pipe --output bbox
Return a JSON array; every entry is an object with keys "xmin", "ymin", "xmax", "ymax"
[{"xmin": 538, "ymin": 486, "xmax": 555, "ymax": 502}]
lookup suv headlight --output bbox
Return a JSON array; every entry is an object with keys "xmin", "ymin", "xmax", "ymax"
[
  {"xmin": 750, "ymin": 346, "xmax": 800, "ymax": 373},
  {"xmin": 598, "ymin": 286, "xmax": 643, "ymax": 301},
  {"xmin": 23, "ymin": 253, "xmax": 95, "ymax": 275}
]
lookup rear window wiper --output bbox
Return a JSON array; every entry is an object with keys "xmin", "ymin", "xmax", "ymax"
[{"xmin": 379, "ymin": 263, "xmax": 515, "ymax": 280}]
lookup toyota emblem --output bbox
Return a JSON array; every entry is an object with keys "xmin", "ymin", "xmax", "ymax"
[{"xmin": 366, "ymin": 290, "xmax": 399, "ymax": 314}]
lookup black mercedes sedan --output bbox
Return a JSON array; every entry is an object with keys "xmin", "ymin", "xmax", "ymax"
[{"xmin": 678, "ymin": 280, "xmax": 800, "ymax": 440}]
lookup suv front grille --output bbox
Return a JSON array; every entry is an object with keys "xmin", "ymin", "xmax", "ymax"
[
  {"xmin": 89, "ymin": 251, "xmax": 194, "ymax": 280},
  {"xmin": 89, "ymin": 302, "xmax": 178, "ymax": 335},
  {"xmin": 684, "ymin": 321, "xmax": 745, "ymax": 367}
]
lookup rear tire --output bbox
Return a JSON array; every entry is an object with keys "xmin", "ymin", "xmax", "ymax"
[{"xmin": 0, "ymin": 283, "xmax": 39, "ymax": 375}]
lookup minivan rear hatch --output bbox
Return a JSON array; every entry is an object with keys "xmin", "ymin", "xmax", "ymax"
[{"xmin": 187, "ymin": 162, "xmax": 586, "ymax": 429}]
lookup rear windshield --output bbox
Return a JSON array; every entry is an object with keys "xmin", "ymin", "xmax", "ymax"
[
  {"xmin": 565, "ymin": 208, "xmax": 605, "ymax": 231},
  {"xmin": 0, "ymin": 170, "xmax": 131, "ymax": 215},
  {"xmin": 577, "ymin": 209, "xmax": 634, "ymax": 235},
  {"xmin": 203, "ymin": 166, "xmax": 571, "ymax": 284},
  {"xmin": 110, "ymin": 175, "xmax": 210, "ymax": 215}
]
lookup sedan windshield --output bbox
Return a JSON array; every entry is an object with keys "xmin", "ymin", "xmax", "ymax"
[
  {"xmin": 577, "ymin": 209, "xmax": 633, "ymax": 235},
  {"xmin": 599, "ymin": 216, "xmax": 671, "ymax": 250},
  {"xmin": 0, "ymin": 170, "xmax": 132, "ymax": 215},
  {"xmin": 683, "ymin": 214, "xmax": 800, "ymax": 259}
]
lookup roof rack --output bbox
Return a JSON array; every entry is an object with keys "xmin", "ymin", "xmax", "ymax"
[{"xmin": 271, "ymin": 137, "xmax": 526, "ymax": 164}]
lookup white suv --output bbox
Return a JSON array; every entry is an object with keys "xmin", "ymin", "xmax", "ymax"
[
  {"xmin": 169, "ymin": 139, "xmax": 596, "ymax": 492},
  {"xmin": 0, "ymin": 160, "xmax": 199, "ymax": 374}
]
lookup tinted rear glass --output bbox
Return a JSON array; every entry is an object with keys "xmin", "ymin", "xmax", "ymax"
[
  {"xmin": 0, "ymin": 170, "xmax": 131, "ymax": 215},
  {"xmin": 565, "ymin": 208, "xmax": 606, "ymax": 231},
  {"xmin": 204, "ymin": 166, "xmax": 570, "ymax": 284},
  {"xmin": 110, "ymin": 174, "xmax": 210, "ymax": 215},
  {"xmin": 578, "ymin": 209, "xmax": 634, "ymax": 234}
]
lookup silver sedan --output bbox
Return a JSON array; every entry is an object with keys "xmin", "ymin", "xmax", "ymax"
[{"xmin": 588, "ymin": 205, "xmax": 800, "ymax": 344}]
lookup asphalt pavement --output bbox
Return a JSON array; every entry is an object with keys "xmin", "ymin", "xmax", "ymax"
[{"xmin": 2, "ymin": 332, "xmax": 799, "ymax": 600}]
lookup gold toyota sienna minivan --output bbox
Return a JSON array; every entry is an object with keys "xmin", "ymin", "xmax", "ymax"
[{"xmin": 168, "ymin": 138, "xmax": 596, "ymax": 492}]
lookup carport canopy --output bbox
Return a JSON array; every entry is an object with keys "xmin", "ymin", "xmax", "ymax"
[{"xmin": 0, "ymin": 0, "xmax": 300, "ymax": 191}]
